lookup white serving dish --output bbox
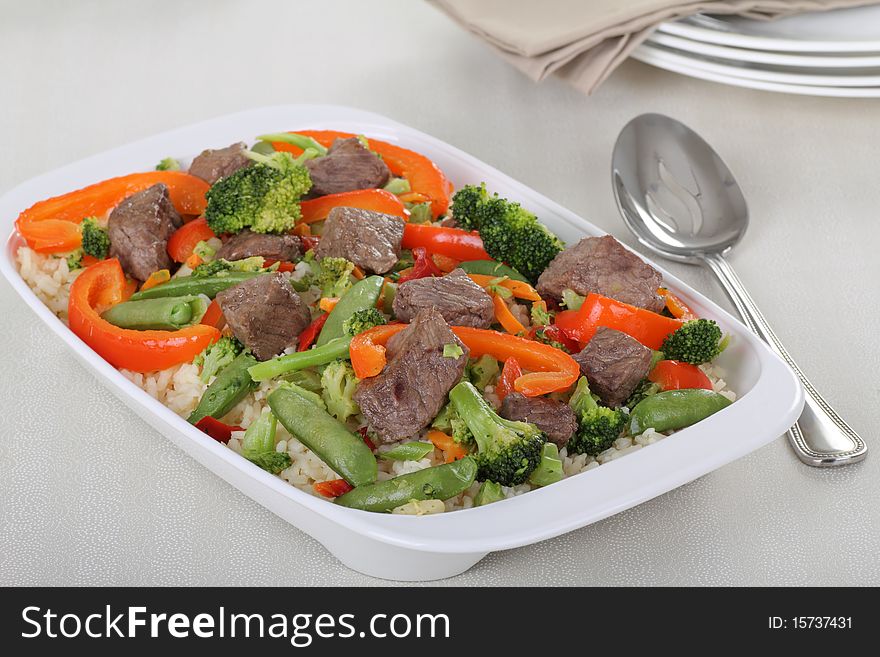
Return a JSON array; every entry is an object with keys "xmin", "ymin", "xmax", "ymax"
[{"xmin": 0, "ymin": 105, "xmax": 804, "ymax": 581}]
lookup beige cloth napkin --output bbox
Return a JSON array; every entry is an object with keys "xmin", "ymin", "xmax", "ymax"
[{"xmin": 431, "ymin": 0, "xmax": 878, "ymax": 93}]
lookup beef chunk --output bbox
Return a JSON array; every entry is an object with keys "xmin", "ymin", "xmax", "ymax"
[
  {"xmin": 315, "ymin": 206, "xmax": 404, "ymax": 274},
  {"xmin": 354, "ymin": 308, "xmax": 468, "ymax": 444},
  {"xmin": 572, "ymin": 327, "xmax": 653, "ymax": 408},
  {"xmin": 215, "ymin": 273, "xmax": 310, "ymax": 361},
  {"xmin": 108, "ymin": 183, "xmax": 183, "ymax": 281},
  {"xmin": 536, "ymin": 235, "xmax": 664, "ymax": 312},
  {"xmin": 500, "ymin": 392, "xmax": 577, "ymax": 447},
  {"xmin": 215, "ymin": 230, "xmax": 302, "ymax": 262},
  {"xmin": 188, "ymin": 142, "xmax": 251, "ymax": 184},
  {"xmin": 393, "ymin": 268, "xmax": 494, "ymax": 328},
  {"xmin": 305, "ymin": 137, "xmax": 391, "ymax": 197}
]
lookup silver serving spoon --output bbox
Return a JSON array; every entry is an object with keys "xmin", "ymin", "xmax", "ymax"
[{"xmin": 611, "ymin": 113, "xmax": 866, "ymax": 467}]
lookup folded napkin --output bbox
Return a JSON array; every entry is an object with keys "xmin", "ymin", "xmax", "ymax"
[{"xmin": 431, "ymin": 0, "xmax": 878, "ymax": 93}]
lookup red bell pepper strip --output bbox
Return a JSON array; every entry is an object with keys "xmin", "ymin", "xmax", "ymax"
[
  {"xmin": 658, "ymin": 287, "xmax": 698, "ymax": 321},
  {"xmin": 565, "ymin": 293, "xmax": 683, "ymax": 351},
  {"xmin": 314, "ymin": 479, "xmax": 355, "ymax": 498},
  {"xmin": 401, "ymin": 223, "xmax": 491, "ymax": 262},
  {"xmin": 195, "ymin": 416, "xmax": 243, "ymax": 444},
  {"xmin": 263, "ymin": 259, "xmax": 296, "ymax": 273},
  {"xmin": 349, "ymin": 324, "xmax": 578, "ymax": 396},
  {"xmin": 272, "ymin": 130, "xmax": 453, "ymax": 218},
  {"xmin": 167, "ymin": 216, "xmax": 216, "ymax": 263},
  {"xmin": 299, "ymin": 189, "xmax": 407, "ymax": 224},
  {"xmin": 16, "ymin": 171, "xmax": 210, "ymax": 254},
  {"xmin": 300, "ymin": 235, "xmax": 320, "ymax": 252},
  {"xmin": 357, "ymin": 426, "xmax": 376, "ymax": 451},
  {"xmin": 528, "ymin": 324, "xmax": 581, "ymax": 354},
  {"xmin": 397, "ymin": 246, "xmax": 441, "ymax": 283},
  {"xmin": 68, "ymin": 259, "xmax": 220, "ymax": 373},
  {"xmin": 648, "ymin": 360, "xmax": 713, "ymax": 391},
  {"xmin": 297, "ymin": 313, "xmax": 329, "ymax": 352},
  {"xmin": 496, "ymin": 357, "xmax": 522, "ymax": 402},
  {"xmin": 200, "ymin": 299, "xmax": 225, "ymax": 329}
]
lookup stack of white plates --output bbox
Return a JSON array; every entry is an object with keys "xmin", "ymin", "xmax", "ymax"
[{"xmin": 632, "ymin": 5, "xmax": 880, "ymax": 97}]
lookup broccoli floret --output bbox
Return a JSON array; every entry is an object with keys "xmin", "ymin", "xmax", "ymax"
[
  {"xmin": 466, "ymin": 354, "xmax": 499, "ymax": 392},
  {"xmin": 193, "ymin": 336, "xmax": 243, "ymax": 383},
  {"xmin": 660, "ymin": 319, "xmax": 729, "ymax": 365},
  {"xmin": 240, "ymin": 410, "xmax": 291, "ymax": 474},
  {"xmin": 191, "ymin": 257, "xmax": 265, "ymax": 278},
  {"xmin": 568, "ymin": 377, "xmax": 628, "ymax": 456},
  {"xmin": 66, "ymin": 249, "xmax": 84, "ymax": 270},
  {"xmin": 315, "ymin": 257, "xmax": 355, "ymax": 298},
  {"xmin": 320, "ymin": 360, "xmax": 360, "ymax": 422},
  {"xmin": 528, "ymin": 442, "xmax": 564, "ymax": 487},
  {"xmin": 204, "ymin": 150, "xmax": 311, "ymax": 235},
  {"xmin": 80, "ymin": 217, "xmax": 110, "ymax": 260},
  {"xmin": 450, "ymin": 184, "xmax": 563, "ymax": 282},
  {"xmin": 193, "ymin": 239, "xmax": 216, "ymax": 262},
  {"xmin": 432, "ymin": 403, "xmax": 475, "ymax": 446},
  {"xmin": 449, "ymin": 381, "xmax": 545, "ymax": 486},
  {"xmin": 343, "ymin": 307, "xmax": 387, "ymax": 337},
  {"xmin": 155, "ymin": 157, "xmax": 181, "ymax": 171},
  {"xmin": 530, "ymin": 301, "xmax": 551, "ymax": 327},
  {"xmin": 406, "ymin": 202, "xmax": 433, "ymax": 224}
]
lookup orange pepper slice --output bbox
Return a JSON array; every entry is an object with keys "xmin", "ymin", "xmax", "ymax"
[
  {"xmin": 492, "ymin": 293, "xmax": 526, "ymax": 335},
  {"xmin": 427, "ymin": 429, "xmax": 469, "ymax": 463},
  {"xmin": 468, "ymin": 273, "xmax": 541, "ymax": 301},
  {"xmin": 167, "ymin": 216, "xmax": 215, "ymax": 263},
  {"xmin": 299, "ymin": 189, "xmax": 407, "ymax": 224},
  {"xmin": 495, "ymin": 357, "xmax": 522, "ymax": 402},
  {"xmin": 319, "ymin": 297, "xmax": 340, "ymax": 313},
  {"xmin": 140, "ymin": 269, "xmax": 170, "ymax": 291}
]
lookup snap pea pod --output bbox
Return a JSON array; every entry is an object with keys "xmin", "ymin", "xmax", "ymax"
[
  {"xmin": 316, "ymin": 275, "xmax": 384, "ymax": 347},
  {"xmin": 379, "ymin": 442, "xmax": 435, "ymax": 462},
  {"xmin": 188, "ymin": 352, "xmax": 259, "ymax": 424},
  {"xmin": 629, "ymin": 389, "xmax": 732, "ymax": 435},
  {"xmin": 247, "ymin": 337, "xmax": 352, "ymax": 382},
  {"xmin": 267, "ymin": 387, "xmax": 377, "ymax": 487},
  {"xmin": 101, "ymin": 295, "xmax": 209, "ymax": 331},
  {"xmin": 129, "ymin": 272, "xmax": 264, "ymax": 301},
  {"xmin": 457, "ymin": 260, "xmax": 529, "ymax": 283},
  {"xmin": 335, "ymin": 457, "xmax": 478, "ymax": 513}
]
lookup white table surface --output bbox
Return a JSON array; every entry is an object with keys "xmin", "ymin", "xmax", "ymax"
[{"xmin": 1, "ymin": 0, "xmax": 878, "ymax": 586}]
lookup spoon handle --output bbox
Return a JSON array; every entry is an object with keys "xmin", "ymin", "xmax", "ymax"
[{"xmin": 702, "ymin": 253, "xmax": 867, "ymax": 467}]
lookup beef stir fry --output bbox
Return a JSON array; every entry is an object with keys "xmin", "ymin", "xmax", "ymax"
[{"xmin": 14, "ymin": 129, "xmax": 735, "ymax": 514}]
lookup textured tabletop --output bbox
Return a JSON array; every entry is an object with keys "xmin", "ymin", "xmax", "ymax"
[{"xmin": 1, "ymin": 0, "xmax": 878, "ymax": 586}]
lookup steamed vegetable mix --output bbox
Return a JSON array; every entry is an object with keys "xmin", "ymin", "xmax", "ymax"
[
  {"xmin": 335, "ymin": 457, "xmax": 477, "ymax": 512},
  {"xmin": 316, "ymin": 275, "xmax": 384, "ymax": 347},
  {"xmin": 629, "ymin": 389, "xmax": 732, "ymax": 435},
  {"xmin": 568, "ymin": 377, "xmax": 628, "ymax": 456},
  {"xmin": 239, "ymin": 410, "xmax": 291, "ymax": 474},
  {"xmin": 101, "ymin": 295, "xmax": 209, "ymax": 331}
]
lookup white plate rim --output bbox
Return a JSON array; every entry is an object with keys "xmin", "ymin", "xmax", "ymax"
[{"xmin": 0, "ymin": 104, "xmax": 805, "ymax": 557}]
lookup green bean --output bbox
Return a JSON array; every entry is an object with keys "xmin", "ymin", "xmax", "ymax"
[
  {"xmin": 335, "ymin": 457, "xmax": 477, "ymax": 513},
  {"xmin": 129, "ymin": 272, "xmax": 264, "ymax": 301},
  {"xmin": 101, "ymin": 295, "xmax": 208, "ymax": 331},
  {"xmin": 267, "ymin": 387, "xmax": 377, "ymax": 487},
  {"xmin": 629, "ymin": 389, "xmax": 732, "ymax": 435},
  {"xmin": 188, "ymin": 352, "xmax": 259, "ymax": 424},
  {"xmin": 247, "ymin": 337, "xmax": 351, "ymax": 382},
  {"xmin": 379, "ymin": 442, "xmax": 435, "ymax": 462},
  {"xmin": 280, "ymin": 369, "xmax": 323, "ymax": 392},
  {"xmin": 457, "ymin": 260, "xmax": 529, "ymax": 283},
  {"xmin": 316, "ymin": 275, "xmax": 384, "ymax": 347}
]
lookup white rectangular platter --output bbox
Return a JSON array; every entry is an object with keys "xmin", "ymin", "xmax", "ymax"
[{"xmin": 0, "ymin": 105, "xmax": 804, "ymax": 581}]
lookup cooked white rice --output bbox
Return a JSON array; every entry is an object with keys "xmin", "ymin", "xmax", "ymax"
[{"xmin": 16, "ymin": 244, "xmax": 737, "ymax": 514}]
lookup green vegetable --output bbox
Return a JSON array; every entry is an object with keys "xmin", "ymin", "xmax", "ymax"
[
  {"xmin": 318, "ymin": 275, "xmax": 383, "ymax": 346},
  {"xmin": 192, "ymin": 256, "xmax": 266, "ymax": 277},
  {"xmin": 129, "ymin": 271, "xmax": 264, "ymax": 301},
  {"xmin": 256, "ymin": 132, "xmax": 328, "ymax": 157},
  {"xmin": 629, "ymin": 389, "xmax": 732, "ymax": 435},
  {"xmin": 383, "ymin": 177, "xmax": 411, "ymax": 195},
  {"xmin": 650, "ymin": 350, "xmax": 665, "ymax": 370},
  {"xmin": 625, "ymin": 379, "xmax": 661, "ymax": 410},
  {"xmin": 281, "ymin": 369, "xmax": 323, "ymax": 392},
  {"xmin": 379, "ymin": 442, "xmax": 435, "ymax": 461},
  {"xmin": 392, "ymin": 250, "xmax": 415, "ymax": 273},
  {"xmin": 188, "ymin": 352, "xmax": 259, "ymax": 424},
  {"xmin": 204, "ymin": 150, "xmax": 312, "ymax": 235},
  {"xmin": 268, "ymin": 386, "xmax": 377, "ymax": 487},
  {"xmin": 279, "ymin": 381, "xmax": 326, "ymax": 409},
  {"xmin": 250, "ymin": 141, "xmax": 275, "ymax": 156},
  {"xmin": 473, "ymin": 480, "xmax": 505, "ymax": 506},
  {"xmin": 335, "ymin": 457, "xmax": 477, "ymax": 512},
  {"xmin": 531, "ymin": 326, "xmax": 570, "ymax": 352},
  {"xmin": 307, "ymin": 256, "xmax": 356, "ymax": 299},
  {"xmin": 406, "ymin": 202, "xmax": 433, "ymax": 224},
  {"xmin": 561, "ymin": 289, "xmax": 585, "ymax": 311},
  {"xmin": 466, "ymin": 354, "xmax": 499, "ymax": 391},
  {"xmin": 530, "ymin": 302, "xmax": 551, "ymax": 327},
  {"xmin": 568, "ymin": 377, "xmax": 628, "ymax": 455},
  {"xmin": 101, "ymin": 295, "xmax": 209, "ymax": 331},
  {"xmin": 443, "ymin": 343, "xmax": 464, "ymax": 359},
  {"xmin": 660, "ymin": 319, "xmax": 729, "ymax": 365},
  {"xmin": 80, "ymin": 217, "xmax": 110, "ymax": 260},
  {"xmin": 528, "ymin": 443, "xmax": 564, "ymax": 487},
  {"xmin": 66, "ymin": 249, "xmax": 84, "ymax": 270},
  {"xmin": 343, "ymin": 307, "xmax": 387, "ymax": 337},
  {"xmin": 247, "ymin": 336, "xmax": 352, "ymax": 382},
  {"xmin": 240, "ymin": 410, "xmax": 291, "ymax": 474},
  {"xmin": 450, "ymin": 184, "xmax": 563, "ymax": 282},
  {"xmin": 381, "ymin": 280, "xmax": 397, "ymax": 317},
  {"xmin": 320, "ymin": 360, "xmax": 360, "ymax": 422},
  {"xmin": 431, "ymin": 403, "xmax": 474, "ymax": 445},
  {"xmin": 193, "ymin": 335, "xmax": 243, "ymax": 383},
  {"xmin": 456, "ymin": 259, "xmax": 530, "ymax": 283},
  {"xmin": 448, "ymin": 381, "xmax": 545, "ymax": 486},
  {"xmin": 193, "ymin": 240, "xmax": 217, "ymax": 262},
  {"xmin": 155, "ymin": 157, "xmax": 181, "ymax": 171}
]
